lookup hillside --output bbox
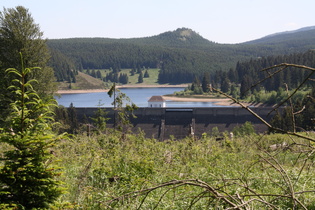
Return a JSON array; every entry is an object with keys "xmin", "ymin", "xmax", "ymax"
[
  {"xmin": 243, "ymin": 27, "xmax": 315, "ymax": 55},
  {"xmin": 57, "ymin": 71, "xmax": 105, "ymax": 90},
  {"xmin": 48, "ymin": 26, "xmax": 315, "ymax": 84},
  {"xmin": 245, "ymin": 26, "xmax": 315, "ymax": 45}
]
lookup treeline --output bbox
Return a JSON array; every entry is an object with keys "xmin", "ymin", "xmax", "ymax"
[
  {"xmin": 201, "ymin": 50, "xmax": 315, "ymax": 95},
  {"xmin": 185, "ymin": 50, "xmax": 315, "ymax": 106},
  {"xmin": 47, "ymin": 28, "xmax": 315, "ymax": 84},
  {"xmin": 48, "ymin": 48, "xmax": 78, "ymax": 82},
  {"xmin": 84, "ymin": 65, "xmax": 150, "ymax": 84},
  {"xmin": 270, "ymin": 88, "xmax": 315, "ymax": 132},
  {"xmin": 47, "ymin": 40, "xmax": 234, "ymax": 84},
  {"xmin": 236, "ymin": 50, "xmax": 315, "ymax": 94}
]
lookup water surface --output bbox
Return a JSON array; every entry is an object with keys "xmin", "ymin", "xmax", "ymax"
[{"xmin": 56, "ymin": 87, "xmax": 224, "ymax": 108}]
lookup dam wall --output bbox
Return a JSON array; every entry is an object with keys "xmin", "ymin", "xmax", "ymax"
[{"xmin": 75, "ymin": 107, "xmax": 276, "ymax": 140}]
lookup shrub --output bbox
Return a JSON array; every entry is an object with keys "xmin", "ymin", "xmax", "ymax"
[{"xmin": 232, "ymin": 121, "xmax": 256, "ymax": 137}]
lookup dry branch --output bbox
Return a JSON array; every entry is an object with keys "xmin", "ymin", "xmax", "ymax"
[{"xmin": 211, "ymin": 87, "xmax": 315, "ymax": 143}]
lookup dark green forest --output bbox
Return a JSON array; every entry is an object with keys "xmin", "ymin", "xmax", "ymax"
[
  {"xmin": 210, "ymin": 50, "xmax": 315, "ymax": 93},
  {"xmin": 48, "ymin": 27, "xmax": 315, "ymax": 84}
]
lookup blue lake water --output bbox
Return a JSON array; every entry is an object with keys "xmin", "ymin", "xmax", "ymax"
[{"xmin": 55, "ymin": 87, "xmax": 224, "ymax": 108}]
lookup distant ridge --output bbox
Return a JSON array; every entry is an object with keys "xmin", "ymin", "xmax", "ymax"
[
  {"xmin": 48, "ymin": 25, "xmax": 315, "ymax": 84},
  {"xmin": 244, "ymin": 26, "xmax": 315, "ymax": 45},
  {"xmin": 121, "ymin": 27, "xmax": 215, "ymax": 49},
  {"xmin": 263, "ymin": 26, "xmax": 315, "ymax": 38}
]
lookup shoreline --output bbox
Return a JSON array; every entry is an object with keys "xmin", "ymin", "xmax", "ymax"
[
  {"xmin": 56, "ymin": 89, "xmax": 108, "ymax": 94},
  {"xmin": 56, "ymin": 84, "xmax": 188, "ymax": 94},
  {"xmin": 56, "ymin": 86, "xmax": 256, "ymax": 107}
]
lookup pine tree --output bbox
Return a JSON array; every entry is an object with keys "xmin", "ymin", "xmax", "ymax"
[
  {"xmin": 0, "ymin": 55, "xmax": 64, "ymax": 209},
  {"xmin": 201, "ymin": 72, "xmax": 210, "ymax": 93},
  {"xmin": 130, "ymin": 68, "xmax": 136, "ymax": 76},
  {"xmin": 144, "ymin": 69, "xmax": 150, "ymax": 78},
  {"xmin": 0, "ymin": 6, "xmax": 56, "ymax": 126},
  {"xmin": 191, "ymin": 76, "xmax": 201, "ymax": 93},
  {"xmin": 221, "ymin": 77, "xmax": 231, "ymax": 93},
  {"xmin": 91, "ymin": 69, "xmax": 96, "ymax": 78},
  {"xmin": 240, "ymin": 75, "xmax": 253, "ymax": 98},
  {"xmin": 119, "ymin": 73, "xmax": 129, "ymax": 84},
  {"xmin": 96, "ymin": 70, "xmax": 102, "ymax": 78},
  {"xmin": 138, "ymin": 71, "xmax": 144, "ymax": 83}
]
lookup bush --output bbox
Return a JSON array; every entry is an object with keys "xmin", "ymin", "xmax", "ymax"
[{"xmin": 232, "ymin": 121, "xmax": 256, "ymax": 137}]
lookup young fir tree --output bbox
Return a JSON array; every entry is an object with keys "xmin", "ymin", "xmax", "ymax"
[
  {"xmin": 138, "ymin": 70, "xmax": 144, "ymax": 83},
  {"xmin": 0, "ymin": 54, "xmax": 64, "ymax": 209},
  {"xmin": 144, "ymin": 69, "xmax": 150, "ymax": 78}
]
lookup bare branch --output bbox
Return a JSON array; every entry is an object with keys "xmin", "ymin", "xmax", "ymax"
[
  {"xmin": 270, "ymin": 71, "xmax": 314, "ymax": 114},
  {"xmin": 211, "ymin": 87, "xmax": 315, "ymax": 143},
  {"xmin": 261, "ymin": 63, "xmax": 315, "ymax": 72},
  {"xmin": 293, "ymin": 106, "xmax": 305, "ymax": 115}
]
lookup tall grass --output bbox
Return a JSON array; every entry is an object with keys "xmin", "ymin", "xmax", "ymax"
[{"xmin": 53, "ymin": 129, "xmax": 315, "ymax": 209}]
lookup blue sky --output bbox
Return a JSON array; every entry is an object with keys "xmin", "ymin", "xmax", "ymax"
[{"xmin": 2, "ymin": 0, "xmax": 315, "ymax": 43}]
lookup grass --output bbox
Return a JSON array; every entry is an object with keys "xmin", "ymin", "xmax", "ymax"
[
  {"xmin": 58, "ymin": 68, "xmax": 187, "ymax": 91},
  {"xmin": 121, "ymin": 68, "xmax": 160, "ymax": 85},
  {"xmin": 58, "ymin": 72, "xmax": 105, "ymax": 90},
  {"xmin": 51, "ymin": 129, "xmax": 315, "ymax": 209},
  {"xmin": 83, "ymin": 68, "xmax": 161, "ymax": 86}
]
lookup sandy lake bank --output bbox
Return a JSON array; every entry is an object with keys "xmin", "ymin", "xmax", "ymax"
[
  {"xmin": 56, "ymin": 85, "xmax": 255, "ymax": 107},
  {"xmin": 56, "ymin": 84, "xmax": 188, "ymax": 94}
]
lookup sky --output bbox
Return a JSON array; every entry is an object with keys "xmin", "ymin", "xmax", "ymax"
[{"xmin": 1, "ymin": 0, "xmax": 315, "ymax": 44}]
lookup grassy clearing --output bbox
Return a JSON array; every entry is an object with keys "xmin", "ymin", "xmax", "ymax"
[
  {"xmin": 58, "ymin": 72, "xmax": 105, "ymax": 90},
  {"xmin": 52, "ymin": 130, "xmax": 315, "ymax": 209},
  {"xmin": 84, "ymin": 68, "xmax": 161, "ymax": 85},
  {"xmin": 122, "ymin": 68, "xmax": 160, "ymax": 85}
]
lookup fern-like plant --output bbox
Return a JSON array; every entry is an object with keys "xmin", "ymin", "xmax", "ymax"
[{"xmin": 0, "ymin": 54, "xmax": 64, "ymax": 209}]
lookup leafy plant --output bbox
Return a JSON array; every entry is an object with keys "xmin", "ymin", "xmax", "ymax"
[
  {"xmin": 108, "ymin": 83, "xmax": 138, "ymax": 132},
  {"xmin": 232, "ymin": 121, "xmax": 256, "ymax": 137},
  {"xmin": 90, "ymin": 100, "xmax": 110, "ymax": 134},
  {"xmin": 101, "ymin": 63, "xmax": 315, "ymax": 209},
  {"xmin": 0, "ymin": 54, "xmax": 64, "ymax": 209}
]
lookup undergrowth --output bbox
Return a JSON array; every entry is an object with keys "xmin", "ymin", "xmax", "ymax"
[{"xmin": 53, "ymin": 130, "xmax": 315, "ymax": 209}]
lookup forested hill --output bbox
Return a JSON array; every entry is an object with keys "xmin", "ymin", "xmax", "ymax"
[
  {"xmin": 48, "ymin": 27, "xmax": 315, "ymax": 84},
  {"xmin": 244, "ymin": 26, "xmax": 315, "ymax": 45}
]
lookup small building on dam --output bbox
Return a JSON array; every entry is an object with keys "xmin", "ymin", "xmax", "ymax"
[{"xmin": 75, "ymin": 107, "xmax": 277, "ymax": 140}]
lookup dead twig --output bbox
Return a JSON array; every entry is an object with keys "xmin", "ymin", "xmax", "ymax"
[
  {"xmin": 260, "ymin": 63, "xmax": 315, "ymax": 114},
  {"xmin": 211, "ymin": 87, "xmax": 315, "ymax": 143}
]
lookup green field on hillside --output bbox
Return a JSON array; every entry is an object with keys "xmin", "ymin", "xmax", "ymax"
[
  {"xmin": 58, "ymin": 71, "xmax": 105, "ymax": 90},
  {"xmin": 58, "ymin": 68, "xmax": 162, "ymax": 90},
  {"xmin": 84, "ymin": 68, "xmax": 161, "ymax": 85}
]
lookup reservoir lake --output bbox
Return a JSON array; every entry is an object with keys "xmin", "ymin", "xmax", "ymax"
[{"xmin": 56, "ymin": 87, "xmax": 224, "ymax": 108}]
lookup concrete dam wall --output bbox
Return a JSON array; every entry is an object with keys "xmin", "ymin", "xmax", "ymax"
[{"xmin": 75, "ymin": 107, "xmax": 276, "ymax": 140}]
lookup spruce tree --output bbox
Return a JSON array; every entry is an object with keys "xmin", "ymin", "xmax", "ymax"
[
  {"xmin": 138, "ymin": 70, "xmax": 144, "ymax": 83},
  {"xmin": 144, "ymin": 69, "xmax": 150, "ymax": 78},
  {"xmin": 0, "ymin": 6, "xmax": 56, "ymax": 126},
  {"xmin": 0, "ymin": 54, "xmax": 64, "ymax": 209},
  {"xmin": 221, "ymin": 77, "xmax": 231, "ymax": 93},
  {"xmin": 191, "ymin": 76, "xmax": 201, "ymax": 93},
  {"xmin": 201, "ymin": 72, "xmax": 210, "ymax": 93}
]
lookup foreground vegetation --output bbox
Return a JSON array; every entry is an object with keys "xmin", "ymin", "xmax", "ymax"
[
  {"xmin": 1, "ymin": 5, "xmax": 315, "ymax": 209},
  {"xmin": 53, "ymin": 130, "xmax": 315, "ymax": 209}
]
